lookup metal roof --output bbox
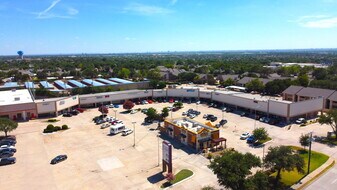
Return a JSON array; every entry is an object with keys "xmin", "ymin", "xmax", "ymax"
[
  {"xmin": 296, "ymin": 87, "xmax": 335, "ymax": 99},
  {"xmin": 68, "ymin": 80, "xmax": 87, "ymax": 88},
  {"xmin": 96, "ymin": 78, "xmax": 118, "ymax": 85},
  {"xmin": 24, "ymin": 82, "xmax": 35, "ymax": 89},
  {"xmin": 39, "ymin": 81, "xmax": 55, "ymax": 89},
  {"xmin": 54, "ymin": 80, "xmax": 73, "ymax": 89},
  {"xmin": 109, "ymin": 78, "xmax": 133, "ymax": 84},
  {"xmin": 282, "ymin": 85, "xmax": 304, "ymax": 95},
  {"xmin": 4, "ymin": 82, "xmax": 19, "ymax": 87},
  {"xmin": 82, "ymin": 79, "xmax": 105, "ymax": 87}
]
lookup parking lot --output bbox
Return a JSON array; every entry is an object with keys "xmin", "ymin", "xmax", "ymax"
[{"xmin": 0, "ymin": 101, "xmax": 333, "ymax": 190}]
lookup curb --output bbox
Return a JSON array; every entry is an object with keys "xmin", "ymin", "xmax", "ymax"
[
  {"xmin": 291, "ymin": 158, "xmax": 335, "ymax": 190},
  {"xmin": 162, "ymin": 172, "xmax": 195, "ymax": 190}
]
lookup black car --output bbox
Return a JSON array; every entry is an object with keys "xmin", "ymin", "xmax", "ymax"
[
  {"xmin": 226, "ymin": 108, "xmax": 233, "ymax": 112},
  {"xmin": 0, "ymin": 136, "xmax": 16, "ymax": 141},
  {"xmin": 0, "ymin": 157, "xmax": 16, "ymax": 166},
  {"xmin": 0, "ymin": 148, "xmax": 16, "ymax": 153},
  {"xmin": 63, "ymin": 112, "xmax": 73, "ymax": 117},
  {"xmin": 239, "ymin": 112, "xmax": 248, "ymax": 117},
  {"xmin": 0, "ymin": 141, "xmax": 15, "ymax": 146},
  {"xmin": 219, "ymin": 119, "xmax": 228, "ymax": 126},
  {"xmin": 70, "ymin": 110, "xmax": 79, "ymax": 115},
  {"xmin": 0, "ymin": 138, "xmax": 16, "ymax": 144},
  {"xmin": 210, "ymin": 117, "xmax": 218, "ymax": 122},
  {"xmin": 50, "ymin": 155, "xmax": 68, "ymax": 165},
  {"xmin": 0, "ymin": 150, "xmax": 14, "ymax": 158}
]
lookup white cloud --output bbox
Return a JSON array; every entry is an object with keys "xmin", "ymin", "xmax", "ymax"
[
  {"xmin": 67, "ymin": 7, "xmax": 79, "ymax": 15},
  {"xmin": 123, "ymin": 3, "xmax": 173, "ymax": 15},
  {"xmin": 38, "ymin": 0, "xmax": 61, "ymax": 18},
  {"xmin": 170, "ymin": 0, "xmax": 178, "ymax": 5},
  {"xmin": 293, "ymin": 15, "xmax": 337, "ymax": 28},
  {"xmin": 35, "ymin": 0, "xmax": 78, "ymax": 19}
]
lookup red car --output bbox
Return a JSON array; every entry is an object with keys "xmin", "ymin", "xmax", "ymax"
[
  {"xmin": 169, "ymin": 98, "xmax": 174, "ymax": 103},
  {"xmin": 147, "ymin": 100, "xmax": 153, "ymax": 104},
  {"xmin": 75, "ymin": 108, "xmax": 85, "ymax": 113},
  {"xmin": 172, "ymin": 107, "xmax": 179, "ymax": 112}
]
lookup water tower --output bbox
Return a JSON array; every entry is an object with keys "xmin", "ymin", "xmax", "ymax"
[{"xmin": 17, "ymin": 51, "xmax": 24, "ymax": 59}]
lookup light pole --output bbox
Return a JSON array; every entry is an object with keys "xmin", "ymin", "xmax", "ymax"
[
  {"xmin": 113, "ymin": 109, "xmax": 117, "ymax": 118},
  {"xmin": 222, "ymin": 110, "xmax": 225, "ymax": 120},
  {"xmin": 157, "ymin": 134, "xmax": 160, "ymax": 167},
  {"xmin": 170, "ymin": 110, "xmax": 173, "ymax": 119},
  {"xmin": 307, "ymin": 132, "xmax": 313, "ymax": 175},
  {"xmin": 132, "ymin": 122, "xmax": 136, "ymax": 147},
  {"xmin": 254, "ymin": 104, "xmax": 261, "ymax": 130}
]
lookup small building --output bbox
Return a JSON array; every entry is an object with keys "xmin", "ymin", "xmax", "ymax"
[
  {"xmin": 282, "ymin": 85, "xmax": 304, "ymax": 102},
  {"xmin": 216, "ymin": 74, "xmax": 239, "ymax": 82},
  {"xmin": 0, "ymin": 89, "xmax": 37, "ymax": 120},
  {"xmin": 328, "ymin": 92, "xmax": 337, "ymax": 109},
  {"xmin": 161, "ymin": 117, "xmax": 224, "ymax": 151}
]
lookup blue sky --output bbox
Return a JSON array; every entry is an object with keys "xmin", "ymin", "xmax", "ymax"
[{"xmin": 1, "ymin": 0, "xmax": 337, "ymax": 55}]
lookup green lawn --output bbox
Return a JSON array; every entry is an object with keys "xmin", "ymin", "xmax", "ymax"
[
  {"xmin": 255, "ymin": 137, "xmax": 272, "ymax": 146},
  {"xmin": 161, "ymin": 169, "xmax": 193, "ymax": 188},
  {"xmin": 271, "ymin": 146, "xmax": 329, "ymax": 186}
]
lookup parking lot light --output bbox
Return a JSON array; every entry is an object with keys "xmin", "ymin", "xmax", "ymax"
[
  {"xmin": 132, "ymin": 122, "xmax": 136, "ymax": 147},
  {"xmin": 113, "ymin": 109, "xmax": 117, "ymax": 118}
]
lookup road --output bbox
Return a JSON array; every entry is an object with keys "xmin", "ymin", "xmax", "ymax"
[{"xmin": 305, "ymin": 166, "xmax": 337, "ymax": 190}]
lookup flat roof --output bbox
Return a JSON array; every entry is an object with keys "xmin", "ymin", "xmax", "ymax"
[
  {"xmin": 96, "ymin": 78, "xmax": 118, "ymax": 85},
  {"xmin": 82, "ymin": 79, "xmax": 105, "ymax": 87},
  {"xmin": 168, "ymin": 117, "xmax": 217, "ymax": 134},
  {"xmin": 109, "ymin": 78, "xmax": 133, "ymax": 84},
  {"xmin": 0, "ymin": 89, "xmax": 34, "ymax": 106},
  {"xmin": 40, "ymin": 81, "xmax": 55, "ymax": 89},
  {"xmin": 79, "ymin": 89, "xmax": 147, "ymax": 98},
  {"xmin": 54, "ymin": 80, "xmax": 73, "ymax": 90},
  {"xmin": 68, "ymin": 80, "xmax": 87, "ymax": 88},
  {"xmin": 4, "ymin": 82, "xmax": 19, "ymax": 87}
]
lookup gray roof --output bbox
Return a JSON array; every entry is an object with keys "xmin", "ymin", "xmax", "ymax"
[
  {"xmin": 282, "ymin": 85, "xmax": 304, "ymax": 95},
  {"xmin": 217, "ymin": 74, "xmax": 239, "ymax": 81},
  {"xmin": 296, "ymin": 87, "xmax": 335, "ymax": 98},
  {"xmin": 237, "ymin": 77, "xmax": 271, "ymax": 85},
  {"xmin": 328, "ymin": 91, "xmax": 337, "ymax": 101}
]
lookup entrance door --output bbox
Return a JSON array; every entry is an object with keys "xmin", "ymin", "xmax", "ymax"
[{"xmin": 17, "ymin": 113, "xmax": 22, "ymax": 120}]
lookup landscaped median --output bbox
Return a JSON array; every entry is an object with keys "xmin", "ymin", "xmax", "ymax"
[
  {"xmin": 161, "ymin": 169, "xmax": 194, "ymax": 188},
  {"xmin": 271, "ymin": 146, "xmax": 329, "ymax": 187}
]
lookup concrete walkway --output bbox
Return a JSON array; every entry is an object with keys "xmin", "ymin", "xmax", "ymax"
[{"xmin": 291, "ymin": 157, "xmax": 335, "ymax": 190}]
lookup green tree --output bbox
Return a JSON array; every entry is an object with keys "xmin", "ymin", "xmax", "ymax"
[
  {"xmin": 318, "ymin": 109, "xmax": 337, "ymax": 140},
  {"xmin": 147, "ymin": 69, "xmax": 162, "ymax": 80},
  {"xmin": 118, "ymin": 68, "xmax": 131, "ymax": 78},
  {"xmin": 161, "ymin": 107, "xmax": 169, "ymax": 118},
  {"xmin": 173, "ymin": 102, "xmax": 183, "ymax": 108},
  {"xmin": 312, "ymin": 68, "xmax": 328, "ymax": 80},
  {"xmin": 0, "ymin": 118, "xmax": 18, "ymax": 137},
  {"xmin": 207, "ymin": 74, "xmax": 216, "ymax": 85},
  {"xmin": 146, "ymin": 107, "xmax": 158, "ymax": 120},
  {"xmin": 295, "ymin": 74, "xmax": 309, "ymax": 87},
  {"xmin": 252, "ymin": 127, "xmax": 269, "ymax": 141},
  {"xmin": 209, "ymin": 149, "xmax": 261, "ymax": 190},
  {"xmin": 246, "ymin": 78, "xmax": 264, "ymax": 92},
  {"xmin": 221, "ymin": 78, "xmax": 235, "ymax": 87},
  {"xmin": 299, "ymin": 134, "xmax": 310, "ymax": 150},
  {"xmin": 245, "ymin": 171, "xmax": 270, "ymax": 190},
  {"xmin": 263, "ymin": 146, "xmax": 305, "ymax": 186}
]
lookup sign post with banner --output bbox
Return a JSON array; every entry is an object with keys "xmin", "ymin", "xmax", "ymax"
[{"xmin": 162, "ymin": 140, "xmax": 173, "ymax": 173}]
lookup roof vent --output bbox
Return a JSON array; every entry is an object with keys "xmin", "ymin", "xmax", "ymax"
[{"xmin": 11, "ymin": 89, "xmax": 16, "ymax": 92}]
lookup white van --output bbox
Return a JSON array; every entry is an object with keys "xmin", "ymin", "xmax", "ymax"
[{"xmin": 110, "ymin": 123, "xmax": 126, "ymax": 135}]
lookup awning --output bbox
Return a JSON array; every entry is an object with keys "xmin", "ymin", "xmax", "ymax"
[
  {"xmin": 168, "ymin": 128, "xmax": 173, "ymax": 131},
  {"xmin": 212, "ymin": 137, "xmax": 227, "ymax": 143},
  {"xmin": 198, "ymin": 138, "xmax": 211, "ymax": 143},
  {"xmin": 180, "ymin": 133, "xmax": 187, "ymax": 138}
]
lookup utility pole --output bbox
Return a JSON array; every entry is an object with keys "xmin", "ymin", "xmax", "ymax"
[
  {"xmin": 307, "ymin": 132, "xmax": 313, "ymax": 175},
  {"xmin": 113, "ymin": 110, "xmax": 117, "ymax": 118},
  {"xmin": 157, "ymin": 134, "xmax": 160, "ymax": 167},
  {"xmin": 132, "ymin": 122, "xmax": 136, "ymax": 147}
]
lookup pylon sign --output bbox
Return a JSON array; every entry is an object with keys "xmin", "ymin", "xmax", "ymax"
[{"xmin": 162, "ymin": 140, "xmax": 172, "ymax": 173}]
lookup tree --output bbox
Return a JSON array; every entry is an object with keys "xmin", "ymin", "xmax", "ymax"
[
  {"xmin": 146, "ymin": 107, "xmax": 158, "ymax": 120},
  {"xmin": 294, "ymin": 74, "xmax": 309, "ymax": 87},
  {"xmin": 263, "ymin": 146, "xmax": 305, "ymax": 186},
  {"xmin": 173, "ymin": 102, "xmax": 183, "ymax": 109},
  {"xmin": 221, "ymin": 78, "xmax": 235, "ymax": 87},
  {"xmin": 98, "ymin": 105, "xmax": 109, "ymax": 116},
  {"xmin": 118, "ymin": 68, "xmax": 131, "ymax": 78},
  {"xmin": 245, "ymin": 79, "xmax": 264, "ymax": 92},
  {"xmin": 312, "ymin": 68, "xmax": 328, "ymax": 80},
  {"xmin": 318, "ymin": 109, "xmax": 337, "ymax": 140},
  {"xmin": 245, "ymin": 171, "xmax": 270, "ymax": 190},
  {"xmin": 209, "ymin": 149, "xmax": 261, "ymax": 190},
  {"xmin": 253, "ymin": 127, "xmax": 269, "ymax": 142},
  {"xmin": 264, "ymin": 79, "xmax": 292, "ymax": 95},
  {"xmin": 299, "ymin": 134, "xmax": 310, "ymax": 150},
  {"xmin": 207, "ymin": 74, "xmax": 217, "ymax": 85},
  {"xmin": 123, "ymin": 100, "xmax": 135, "ymax": 111},
  {"xmin": 161, "ymin": 107, "xmax": 169, "ymax": 118},
  {"xmin": 0, "ymin": 118, "xmax": 18, "ymax": 137}
]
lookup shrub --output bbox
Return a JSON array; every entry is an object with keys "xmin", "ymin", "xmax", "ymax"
[
  {"xmin": 54, "ymin": 126, "xmax": 61, "ymax": 131},
  {"xmin": 47, "ymin": 119, "xmax": 58, "ymax": 122},
  {"xmin": 62, "ymin": 125, "xmax": 69, "ymax": 130},
  {"xmin": 43, "ymin": 128, "xmax": 53, "ymax": 133},
  {"xmin": 46, "ymin": 124, "xmax": 54, "ymax": 130},
  {"xmin": 207, "ymin": 153, "xmax": 213, "ymax": 159}
]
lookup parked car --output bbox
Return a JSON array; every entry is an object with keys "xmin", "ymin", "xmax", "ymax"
[
  {"xmin": 0, "ymin": 145, "xmax": 15, "ymax": 149},
  {"xmin": 0, "ymin": 157, "xmax": 16, "ymax": 166},
  {"xmin": 189, "ymin": 114, "xmax": 196, "ymax": 119},
  {"xmin": 147, "ymin": 100, "xmax": 153, "ymax": 104},
  {"xmin": 239, "ymin": 111, "xmax": 247, "ymax": 117},
  {"xmin": 219, "ymin": 119, "xmax": 227, "ymax": 126},
  {"xmin": 182, "ymin": 112, "xmax": 187, "ymax": 116},
  {"xmin": 196, "ymin": 101, "xmax": 200, "ymax": 105},
  {"xmin": 0, "ymin": 150, "xmax": 14, "ymax": 158},
  {"xmin": 225, "ymin": 108, "xmax": 233, "ymax": 112},
  {"xmin": 70, "ymin": 110, "xmax": 79, "ymax": 115},
  {"xmin": 75, "ymin": 108, "xmax": 85, "ymax": 113},
  {"xmin": 107, "ymin": 104, "xmax": 114, "ymax": 108},
  {"xmin": 95, "ymin": 119, "xmax": 105, "ymax": 124},
  {"xmin": 0, "ymin": 138, "xmax": 16, "ymax": 144},
  {"xmin": 169, "ymin": 99, "xmax": 174, "ymax": 103},
  {"xmin": 0, "ymin": 147, "xmax": 16, "ymax": 153},
  {"xmin": 100, "ymin": 123, "xmax": 110, "ymax": 129},
  {"xmin": 246, "ymin": 135, "xmax": 257, "ymax": 144},
  {"xmin": 122, "ymin": 128, "xmax": 133, "ymax": 136},
  {"xmin": 203, "ymin": 114, "xmax": 209, "ymax": 119},
  {"xmin": 240, "ymin": 132, "xmax": 250, "ymax": 140},
  {"xmin": 141, "ymin": 109, "xmax": 148, "ymax": 113},
  {"xmin": 295, "ymin": 118, "xmax": 306, "ymax": 124},
  {"xmin": 130, "ymin": 109, "xmax": 138, "ymax": 114},
  {"xmin": 114, "ymin": 104, "xmax": 120, "ymax": 108},
  {"xmin": 0, "ymin": 135, "xmax": 16, "ymax": 141},
  {"xmin": 63, "ymin": 112, "xmax": 72, "ymax": 117},
  {"xmin": 210, "ymin": 116, "xmax": 218, "ymax": 122},
  {"xmin": 50, "ymin": 155, "xmax": 67, "ymax": 165}
]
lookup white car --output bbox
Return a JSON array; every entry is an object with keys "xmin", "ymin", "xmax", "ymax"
[
  {"xmin": 0, "ymin": 145, "xmax": 15, "ymax": 149},
  {"xmin": 130, "ymin": 109, "xmax": 138, "ymax": 114},
  {"xmin": 240, "ymin": 132, "xmax": 250, "ymax": 140},
  {"xmin": 196, "ymin": 101, "xmax": 200, "ymax": 105},
  {"xmin": 182, "ymin": 112, "xmax": 187, "ymax": 116},
  {"xmin": 122, "ymin": 128, "xmax": 133, "ymax": 136},
  {"xmin": 189, "ymin": 114, "xmax": 196, "ymax": 119},
  {"xmin": 107, "ymin": 104, "xmax": 114, "ymax": 108},
  {"xmin": 295, "ymin": 118, "xmax": 306, "ymax": 124},
  {"xmin": 100, "ymin": 123, "xmax": 110, "ymax": 129},
  {"xmin": 203, "ymin": 114, "xmax": 209, "ymax": 119}
]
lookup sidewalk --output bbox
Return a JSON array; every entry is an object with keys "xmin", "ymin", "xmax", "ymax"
[{"xmin": 291, "ymin": 157, "xmax": 335, "ymax": 190}]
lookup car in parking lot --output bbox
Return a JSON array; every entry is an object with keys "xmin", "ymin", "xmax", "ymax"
[
  {"xmin": 0, "ymin": 157, "xmax": 16, "ymax": 166},
  {"xmin": 240, "ymin": 132, "xmax": 250, "ymax": 140},
  {"xmin": 0, "ymin": 150, "xmax": 14, "ymax": 158},
  {"xmin": 0, "ymin": 139, "xmax": 16, "ymax": 146},
  {"xmin": 0, "ymin": 145, "xmax": 15, "ymax": 149},
  {"xmin": 295, "ymin": 118, "xmax": 306, "ymax": 124},
  {"xmin": 130, "ymin": 109, "xmax": 138, "ymax": 114},
  {"xmin": 121, "ymin": 128, "xmax": 133, "ymax": 136},
  {"xmin": 50, "ymin": 155, "xmax": 67, "ymax": 165},
  {"xmin": 114, "ymin": 104, "xmax": 120, "ymax": 108},
  {"xmin": 219, "ymin": 119, "xmax": 227, "ymax": 126},
  {"xmin": 70, "ymin": 110, "xmax": 79, "ymax": 115},
  {"xmin": 189, "ymin": 114, "xmax": 196, "ymax": 119},
  {"xmin": 196, "ymin": 101, "xmax": 200, "ymax": 105},
  {"xmin": 0, "ymin": 147, "xmax": 16, "ymax": 153},
  {"xmin": 63, "ymin": 112, "xmax": 72, "ymax": 117},
  {"xmin": 246, "ymin": 135, "xmax": 257, "ymax": 144},
  {"xmin": 100, "ymin": 123, "xmax": 110, "ymax": 129},
  {"xmin": 203, "ymin": 114, "xmax": 209, "ymax": 119}
]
